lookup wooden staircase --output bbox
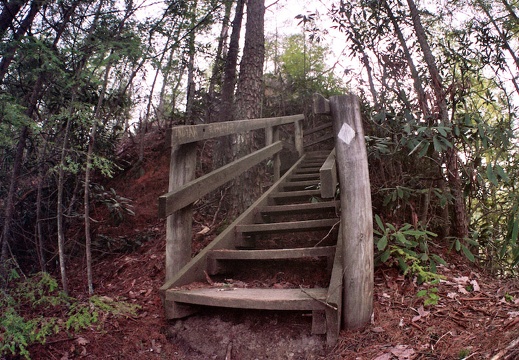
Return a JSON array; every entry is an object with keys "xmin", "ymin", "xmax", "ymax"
[
  {"xmin": 159, "ymin": 95, "xmax": 374, "ymax": 349},
  {"xmin": 159, "ymin": 150, "xmax": 344, "ymax": 346}
]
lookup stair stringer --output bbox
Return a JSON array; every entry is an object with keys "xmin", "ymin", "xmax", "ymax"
[{"xmin": 325, "ymin": 224, "xmax": 343, "ymax": 346}]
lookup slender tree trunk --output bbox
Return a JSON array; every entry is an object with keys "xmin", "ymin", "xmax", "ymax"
[
  {"xmin": 84, "ymin": 60, "xmax": 112, "ymax": 295},
  {"xmin": 383, "ymin": 0, "xmax": 429, "ymax": 115},
  {"xmin": 406, "ymin": 0, "xmax": 468, "ymax": 239},
  {"xmin": 185, "ymin": 0, "xmax": 198, "ymax": 124},
  {"xmin": 207, "ymin": 0, "xmax": 233, "ymax": 123}
]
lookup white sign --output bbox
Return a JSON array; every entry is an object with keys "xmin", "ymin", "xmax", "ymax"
[{"xmin": 338, "ymin": 124, "xmax": 355, "ymax": 144}]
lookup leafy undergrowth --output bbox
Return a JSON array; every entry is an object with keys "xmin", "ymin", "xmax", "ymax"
[{"xmin": 7, "ymin": 129, "xmax": 519, "ymax": 359}]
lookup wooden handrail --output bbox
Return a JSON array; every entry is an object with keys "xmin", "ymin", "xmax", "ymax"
[
  {"xmin": 158, "ymin": 141, "xmax": 283, "ymax": 218},
  {"xmin": 162, "ymin": 114, "xmax": 305, "ymax": 281},
  {"xmin": 167, "ymin": 114, "xmax": 304, "ymax": 145}
]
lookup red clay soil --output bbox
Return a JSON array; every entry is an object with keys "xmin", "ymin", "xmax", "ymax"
[{"xmin": 27, "ymin": 130, "xmax": 519, "ymax": 359}]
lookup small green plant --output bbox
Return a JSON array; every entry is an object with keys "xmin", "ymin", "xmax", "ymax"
[
  {"xmin": 1, "ymin": 272, "xmax": 139, "ymax": 359},
  {"xmin": 417, "ymin": 286, "xmax": 440, "ymax": 306},
  {"xmin": 92, "ymin": 184, "xmax": 135, "ymax": 225},
  {"xmin": 374, "ymin": 215, "xmax": 446, "ymax": 305},
  {"xmin": 458, "ymin": 348, "xmax": 471, "ymax": 359}
]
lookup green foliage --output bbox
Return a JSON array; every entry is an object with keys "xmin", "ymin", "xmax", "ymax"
[
  {"xmin": 374, "ymin": 215, "xmax": 445, "ymax": 284},
  {"xmin": 0, "ymin": 273, "xmax": 139, "ymax": 359},
  {"xmin": 92, "ymin": 184, "xmax": 135, "ymax": 225},
  {"xmin": 417, "ymin": 287, "xmax": 440, "ymax": 306}
]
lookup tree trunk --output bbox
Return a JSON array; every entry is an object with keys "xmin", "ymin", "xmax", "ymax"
[
  {"xmin": 231, "ymin": 0, "xmax": 265, "ymax": 214},
  {"xmin": 406, "ymin": 0, "xmax": 468, "ymax": 239},
  {"xmin": 207, "ymin": 0, "xmax": 233, "ymax": 123},
  {"xmin": 213, "ymin": 0, "xmax": 245, "ymax": 171}
]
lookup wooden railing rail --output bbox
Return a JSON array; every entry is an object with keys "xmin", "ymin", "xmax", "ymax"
[{"xmin": 160, "ymin": 114, "xmax": 304, "ymax": 281}]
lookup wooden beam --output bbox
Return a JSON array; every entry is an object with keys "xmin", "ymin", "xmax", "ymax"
[
  {"xmin": 168, "ymin": 114, "xmax": 304, "ymax": 146},
  {"xmin": 159, "ymin": 141, "xmax": 283, "ymax": 218},
  {"xmin": 313, "ymin": 93, "xmax": 331, "ymax": 115},
  {"xmin": 304, "ymin": 133, "xmax": 334, "ymax": 148},
  {"xmin": 304, "ymin": 122, "xmax": 333, "ymax": 136},
  {"xmin": 320, "ymin": 148, "xmax": 337, "ymax": 199},
  {"xmin": 236, "ymin": 218, "xmax": 339, "ymax": 234},
  {"xmin": 330, "ymin": 94, "xmax": 373, "ymax": 330},
  {"xmin": 165, "ymin": 142, "xmax": 197, "ymax": 282}
]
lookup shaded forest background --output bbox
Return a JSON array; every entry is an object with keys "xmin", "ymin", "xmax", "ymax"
[{"xmin": 1, "ymin": 0, "xmax": 519, "ymax": 357}]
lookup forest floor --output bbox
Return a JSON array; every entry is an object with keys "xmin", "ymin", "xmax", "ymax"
[{"xmin": 27, "ymin": 130, "xmax": 519, "ymax": 360}]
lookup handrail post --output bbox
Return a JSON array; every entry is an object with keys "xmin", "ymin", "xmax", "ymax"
[
  {"xmin": 165, "ymin": 142, "xmax": 197, "ymax": 282},
  {"xmin": 265, "ymin": 126, "xmax": 281, "ymax": 181},
  {"xmin": 329, "ymin": 94, "xmax": 373, "ymax": 329},
  {"xmin": 294, "ymin": 119, "xmax": 303, "ymax": 156}
]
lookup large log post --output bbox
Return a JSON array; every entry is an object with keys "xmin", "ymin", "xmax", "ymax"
[
  {"xmin": 329, "ymin": 94, "xmax": 373, "ymax": 329},
  {"xmin": 165, "ymin": 142, "xmax": 197, "ymax": 282}
]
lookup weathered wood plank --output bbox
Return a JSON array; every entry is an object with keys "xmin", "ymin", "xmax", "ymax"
[
  {"xmin": 326, "ymin": 224, "xmax": 343, "ymax": 346},
  {"xmin": 313, "ymin": 93, "xmax": 331, "ymax": 115},
  {"xmin": 166, "ymin": 143, "xmax": 197, "ymax": 282},
  {"xmin": 295, "ymin": 119, "xmax": 304, "ymax": 156},
  {"xmin": 168, "ymin": 114, "xmax": 304, "ymax": 145},
  {"xmin": 304, "ymin": 123, "xmax": 333, "ymax": 136},
  {"xmin": 303, "ymin": 133, "xmax": 335, "ymax": 148},
  {"xmin": 159, "ymin": 141, "xmax": 283, "ymax": 218},
  {"xmin": 270, "ymin": 189, "xmax": 322, "ymax": 201},
  {"xmin": 260, "ymin": 201, "xmax": 340, "ymax": 214},
  {"xmin": 236, "ymin": 218, "xmax": 339, "ymax": 234},
  {"xmin": 294, "ymin": 167, "xmax": 322, "ymax": 174},
  {"xmin": 209, "ymin": 246, "xmax": 335, "ymax": 260},
  {"xmin": 287, "ymin": 173, "xmax": 320, "ymax": 181},
  {"xmin": 280, "ymin": 180, "xmax": 320, "ymax": 190},
  {"xmin": 166, "ymin": 288, "xmax": 328, "ymax": 311},
  {"xmin": 207, "ymin": 246, "xmax": 336, "ymax": 275},
  {"xmin": 330, "ymin": 94, "xmax": 373, "ymax": 330},
  {"xmin": 320, "ymin": 148, "xmax": 337, "ymax": 199}
]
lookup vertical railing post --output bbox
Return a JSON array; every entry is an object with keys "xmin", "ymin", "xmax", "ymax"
[
  {"xmin": 266, "ymin": 126, "xmax": 281, "ymax": 181},
  {"xmin": 329, "ymin": 94, "xmax": 373, "ymax": 329},
  {"xmin": 165, "ymin": 142, "xmax": 197, "ymax": 282},
  {"xmin": 294, "ymin": 119, "xmax": 304, "ymax": 157}
]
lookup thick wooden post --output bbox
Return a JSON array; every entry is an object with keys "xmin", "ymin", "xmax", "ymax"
[
  {"xmin": 330, "ymin": 94, "xmax": 373, "ymax": 329},
  {"xmin": 165, "ymin": 142, "xmax": 197, "ymax": 282}
]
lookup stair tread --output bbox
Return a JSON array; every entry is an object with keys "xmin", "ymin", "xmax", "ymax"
[
  {"xmin": 237, "ymin": 218, "xmax": 339, "ymax": 233},
  {"xmin": 271, "ymin": 189, "xmax": 322, "ymax": 198},
  {"xmin": 260, "ymin": 200, "xmax": 339, "ymax": 214},
  {"xmin": 208, "ymin": 246, "xmax": 336, "ymax": 260},
  {"xmin": 166, "ymin": 287, "xmax": 328, "ymax": 310}
]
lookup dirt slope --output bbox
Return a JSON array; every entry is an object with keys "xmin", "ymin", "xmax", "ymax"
[{"xmin": 30, "ymin": 130, "xmax": 519, "ymax": 359}]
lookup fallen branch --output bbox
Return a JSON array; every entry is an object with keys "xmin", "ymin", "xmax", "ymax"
[{"xmin": 299, "ymin": 286, "xmax": 338, "ymax": 311}]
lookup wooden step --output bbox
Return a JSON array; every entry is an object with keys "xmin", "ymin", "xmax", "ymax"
[
  {"xmin": 294, "ymin": 167, "xmax": 322, "ymax": 174},
  {"xmin": 287, "ymin": 173, "xmax": 320, "ymax": 181},
  {"xmin": 299, "ymin": 162, "xmax": 325, "ymax": 168},
  {"xmin": 280, "ymin": 180, "xmax": 320, "ymax": 190},
  {"xmin": 166, "ymin": 287, "xmax": 328, "ymax": 311},
  {"xmin": 270, "ymin": 189, "xmax": 322, "ymax": 202},
  {"xmin": 236, "ymin": 218, "xmax": 339, "ymax": 234},
  {"xmin": 260, "ymin": 201, "xmax": 339, "ymax": 215},
  {"xmin": 207, "ymin": 246, "xmax": 336, "ymax": 275}
]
